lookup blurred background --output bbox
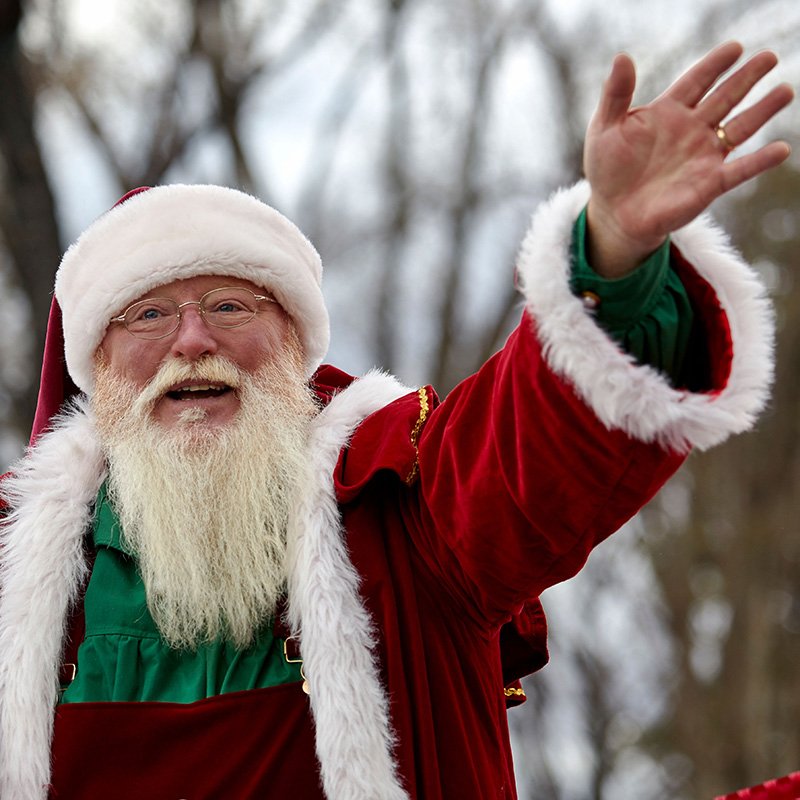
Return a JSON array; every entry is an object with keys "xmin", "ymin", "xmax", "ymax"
[{"xmin": 1, "ymin": 0, "xmax": 798, "ymax": 797}]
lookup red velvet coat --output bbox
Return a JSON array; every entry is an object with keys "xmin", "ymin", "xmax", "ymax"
[{"xmin": 0, "ymin": 183, "xmax": 775, "ymax": 800}]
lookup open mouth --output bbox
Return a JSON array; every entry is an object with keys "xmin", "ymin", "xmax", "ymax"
[{"xmin": 164, "ymin": 382, "xmax": 235, "ymax": 401}]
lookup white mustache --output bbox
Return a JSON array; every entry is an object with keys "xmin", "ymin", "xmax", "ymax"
[{"xmin": 132, "ymin": 356, "xmax": 243, "ymax": 415}]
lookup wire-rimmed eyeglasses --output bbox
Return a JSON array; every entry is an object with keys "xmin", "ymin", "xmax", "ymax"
[{"xmin": 109, "ymin": 286, "xmax": 278, "ymax": 340}]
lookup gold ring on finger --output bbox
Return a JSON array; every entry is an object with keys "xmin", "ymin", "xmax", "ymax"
[{"xmin": 714, "ymin": 124, "xmax": 735, "ymax": 155}]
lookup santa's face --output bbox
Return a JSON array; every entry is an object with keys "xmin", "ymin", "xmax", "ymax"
[{"xmin": 99, "ymin": 274, "xmax": 291, "ymax": 430}]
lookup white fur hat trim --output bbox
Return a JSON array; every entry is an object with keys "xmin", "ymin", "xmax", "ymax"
[{"xmin": 55, "ymin": 184, "xmax": 330, "ymax": 392}]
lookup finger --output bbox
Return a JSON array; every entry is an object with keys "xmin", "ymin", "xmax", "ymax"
[
  {"xmin": 664, "ymin": 41, "xmax": 744, "ymax": 107},
  {"xmin": 594, "ymin": 53, "xmax": 636, "ymax": 126},
  {"xmin": 718, "ymin": 83, "xmax": 795, "ymax": 148},
  {"xmin": 721, "ymin": 141, "xmax": 792, "ymax": 193},
  {"xmin": 697, "ymin": 50, "xmax": 780, "ymax": 126}
]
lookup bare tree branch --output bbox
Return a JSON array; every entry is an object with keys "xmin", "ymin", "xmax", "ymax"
[
  {"xmin": 0, "ymin": 0, "xmax": 60, "ymax": 437},
  {"xmin": 295, "ymin": 38, "xmax": 376, "ymax": 238},
  {"xmin": 430, "ymin": 11, "xmax": 508, "ymax": 390},
  {"xmin": 372, "ymin": 0, "xmax": 412, "ymax": 370}
]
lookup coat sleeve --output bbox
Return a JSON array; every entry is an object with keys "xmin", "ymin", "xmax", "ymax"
[{"xmin": 410, "ymin": 181, "xmax": 774, "ymax": 626}]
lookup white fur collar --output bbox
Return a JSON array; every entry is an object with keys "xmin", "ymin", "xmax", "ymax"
[
  {"xmin": 0, "ymin": 371, "xmax": 411, "ymax": 800},
  {"xmin": 287, "ymin": 369, "xmax": 411, "ymax": 800},
  {"xmin": 0, "ymin": 396, "xmax": 104, "ymax": 800}
]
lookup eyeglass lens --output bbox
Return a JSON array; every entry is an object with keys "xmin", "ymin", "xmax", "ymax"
[{"xmin": 124, "ymin": 287, "xmax": 261, "ymax": 339}]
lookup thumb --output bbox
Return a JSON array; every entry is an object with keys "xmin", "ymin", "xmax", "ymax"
[{"xmin": 594, "ymin": 53, "xmax": 637, "ymax": 127}]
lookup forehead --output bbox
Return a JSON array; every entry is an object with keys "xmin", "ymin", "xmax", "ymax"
[{"xmin": 128, "ymin": 275, "xmax": 269, "ymax": 306}]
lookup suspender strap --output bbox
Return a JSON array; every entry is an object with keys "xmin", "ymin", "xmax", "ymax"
[{"xmin": 59, "ymin": 544, "xmax": 95, "ymax": 692}]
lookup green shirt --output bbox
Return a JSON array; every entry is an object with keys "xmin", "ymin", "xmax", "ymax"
[
  {"xmin": 60, "ymin": 484, "xmax": 302, "ymax": 704},
  {"xmin": 62, "ymin": 211, "xmax": 693, "ymax": 705}
]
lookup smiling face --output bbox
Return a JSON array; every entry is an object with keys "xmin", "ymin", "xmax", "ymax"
[{"xmin": 98, "ymin": 275, "xmax": 292, "ymax": 429}]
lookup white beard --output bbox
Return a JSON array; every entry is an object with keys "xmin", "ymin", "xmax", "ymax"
[{"xmin": 91, "ymin": 341, "xmax": 318, "ymax": 650}]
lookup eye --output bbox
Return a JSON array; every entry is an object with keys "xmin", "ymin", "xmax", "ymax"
[
  {"xmin": 202, "ymin": 288, "xmax": 258, "ymax": 316},
  {"xmin": 198, "ymin": 287, "xmax": 260, "ymax": 328},
  {"xmin": 125, "ymin": 299, "xmax": 175, "ymax": 324},
  {"xmin": 212, "ymin": 299, "xmax": 249, "ymax": 313}
]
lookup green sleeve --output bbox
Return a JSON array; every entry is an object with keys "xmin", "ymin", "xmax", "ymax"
[{"xmin": 569, "ymin": 206, "xmax": 694, "ymax": 384}]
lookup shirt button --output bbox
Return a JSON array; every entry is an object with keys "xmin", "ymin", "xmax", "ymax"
[{"xmin": 580, "ymin": 290, "xmax": 601, "ymax": 310}]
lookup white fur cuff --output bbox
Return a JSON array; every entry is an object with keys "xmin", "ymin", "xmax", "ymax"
[{"xmin": 515, "ymin": 181, "xmax": 774, "ymax": 452}]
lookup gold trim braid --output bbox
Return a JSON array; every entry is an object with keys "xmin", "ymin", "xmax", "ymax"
[
  {"xmin": 504, "ymin": 687, "xmax": 526, "ymax": 699},
  {"xmin": 405, "ymin": 387, "xmax": 429, "ymax": 485}
]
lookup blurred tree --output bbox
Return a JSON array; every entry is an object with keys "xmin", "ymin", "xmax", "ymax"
[
  {"xmin": 0, "ymin": 0, "xmax": 60, "ymax": 448},
  {"xmin": 636, "ymin": 162, "xmax": 800, "ymax": 799}
]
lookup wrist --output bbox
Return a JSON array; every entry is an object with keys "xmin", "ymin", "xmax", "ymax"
[{"xmin": 586, "ymin": 198, "xmax": 666, "ymax": 278}]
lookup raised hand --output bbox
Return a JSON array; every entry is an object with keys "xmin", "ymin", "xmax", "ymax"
[{"xmin": 584, "ymin": 42, "xmax": 794, "ymax": 277}]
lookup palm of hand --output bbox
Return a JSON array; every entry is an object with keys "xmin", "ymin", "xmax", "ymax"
[
  {"xmin": 582, "ymin": 43, "xmax": 793, "ymax": 276},
  {"xmin": 585, "ymin": 97, "xmax": 728, "ymax": 246}
]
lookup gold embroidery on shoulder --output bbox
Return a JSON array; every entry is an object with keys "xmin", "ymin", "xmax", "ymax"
[
  {"xmin": 405, "ymin": 387, "xmax": 430, "ymax": 485},
  {"xmin": 504, "ymin": 687, "xmax": 526, "ymax": 699}
]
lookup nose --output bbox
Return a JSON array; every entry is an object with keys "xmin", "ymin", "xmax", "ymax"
[{"xmin": 168, "ymin": 304, "xmax": 219, "ymax": 360}]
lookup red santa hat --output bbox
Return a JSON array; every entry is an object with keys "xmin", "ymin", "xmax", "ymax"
[{"xmin": 53, "ymin": 184, "xmax": 329, "ymax": 396}]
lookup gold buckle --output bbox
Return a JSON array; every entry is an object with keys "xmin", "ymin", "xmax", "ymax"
[
  {"xmin": 58, "ymin": 663, "xmax": 77, "ymax": 696},
  {"xmin": 283, "ymin": 636, "xmax": 310, "ymax": 695}
]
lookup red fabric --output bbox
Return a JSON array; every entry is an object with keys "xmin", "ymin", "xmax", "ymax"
[
  {"xmin": 714, "ymin": 772, "xmax": 800, "ymax": 800},
  {"xmin": 671, "ymin": 243, "xmax": 734, "ymax": 394},
  {"xmin": 334, "ymin": 384, "xmax": 550, "ymax": 691},
  {"xmin": 321, "ymin": 310, "xmax": 698, "ymax": 798},
  {"xmin": 50, "ymin": 685, "xmax": 321, "ymax": 799},
  {"xmin": 31, "ymin": 299, "xmax": 79, "ymax": 445},
  {"xmin": 500, "ymin": 603, "xmax": 549, "ymax": 687},
  {"xmin": 412, "ymin": 317, "xmax": 687, "ymax": 621},
  {"xmin": 114, "ymin": 187, "xmax": 151, "ymax": 207}
]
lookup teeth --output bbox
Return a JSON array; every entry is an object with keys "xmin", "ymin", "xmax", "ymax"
[{"xmin": 182, "ymin": 384, "xmax": 215, "ymax": 392}]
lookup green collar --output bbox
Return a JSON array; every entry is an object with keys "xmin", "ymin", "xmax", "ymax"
[{"xmin": 93, "ymin": 483, "xmax": 134, "ymax": 555}]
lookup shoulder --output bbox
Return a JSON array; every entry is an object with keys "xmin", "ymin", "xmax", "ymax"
[{"xmin": 312, "ymin": 365, "xmax": 439, "ymax": 500}]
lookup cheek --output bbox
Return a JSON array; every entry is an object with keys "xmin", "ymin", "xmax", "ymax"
[
  {"xmin": 126, "ymin": 357, "xmax": 162, "ymax": 389},
  {"xmin": 99, "ymin": 336, "xmax": 164, "ymax": 390},
  {"xmin": 236, "ymin": 316, "xmax": 292, "ymax": 366}
]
